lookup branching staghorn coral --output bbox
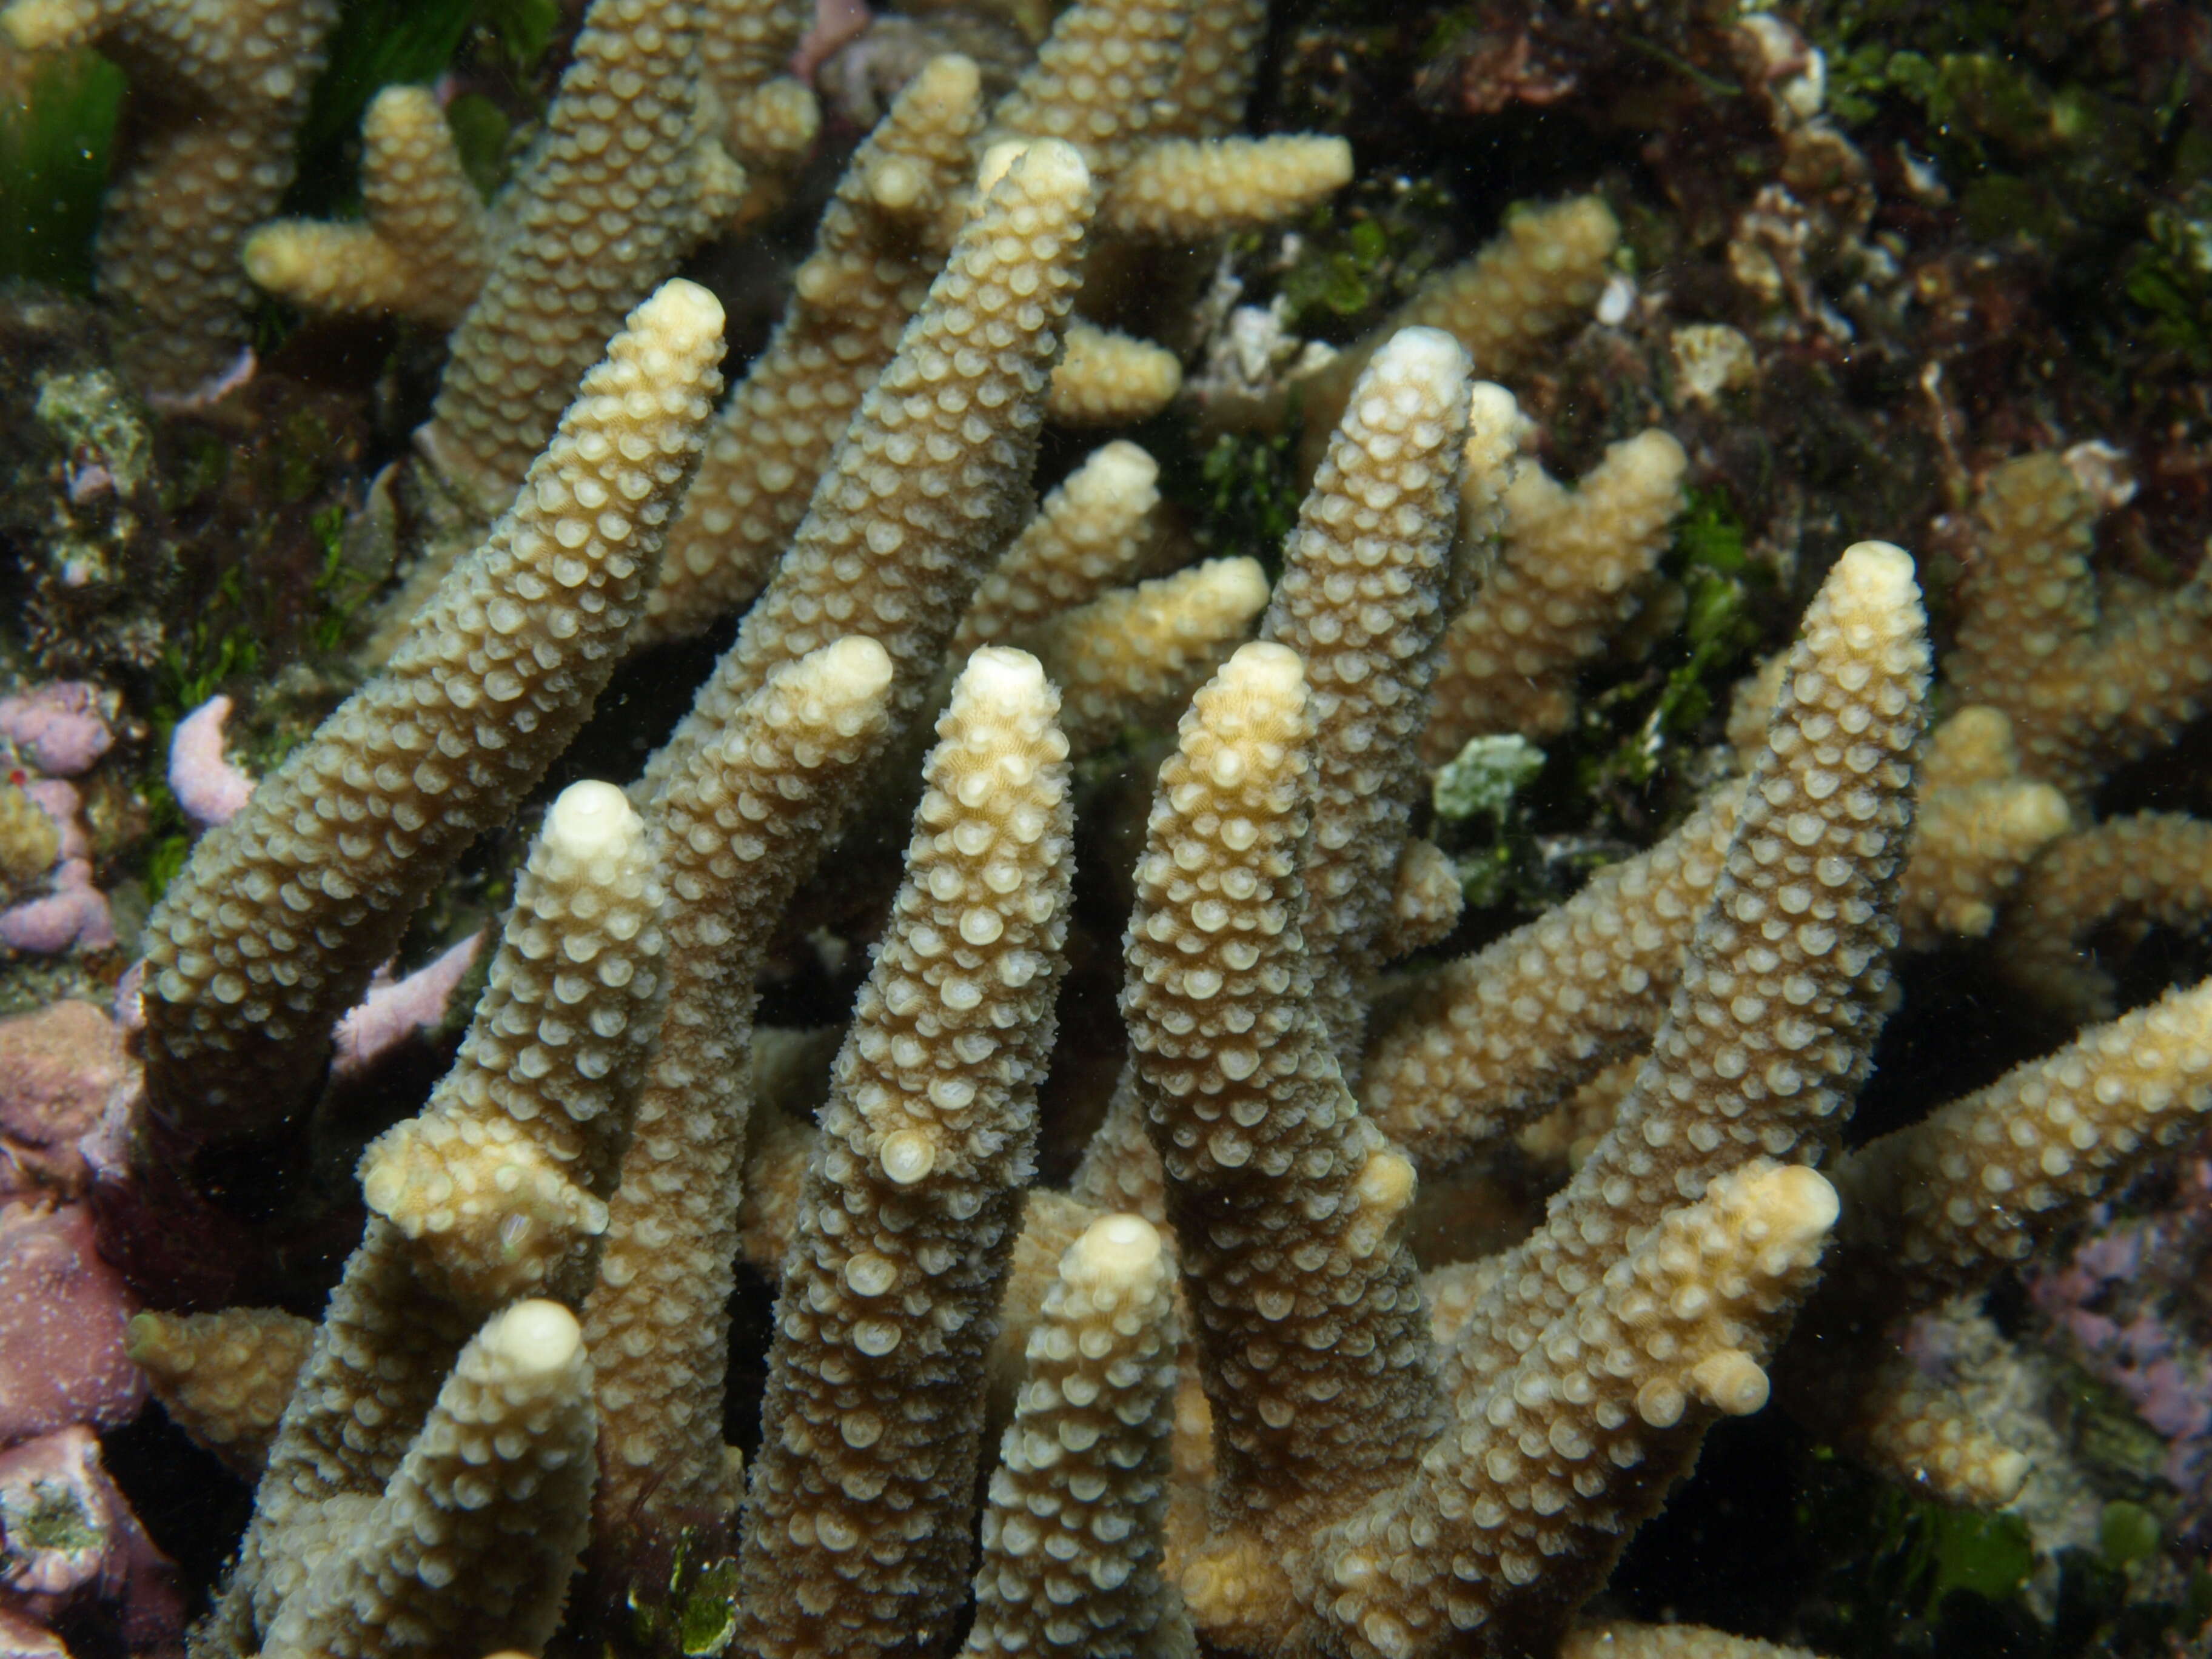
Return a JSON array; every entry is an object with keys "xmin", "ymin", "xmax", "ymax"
[
  {"xmin": 1274, "ymin": 542, "xmax": 1927, "ymax": 1659},
  {"xmin": 1119, "ymin": 640, "xmax": 1437, "ymax": 1643},
  {"xmin": 640, "ymin": 53, "xmax": 987, "ymax": 645},
  {"xmin": 244, "ymin": 84, "xmax": 488, "ymax": 329},
  {"xmin": 734, "ymin": 648, "xmax": 1074, "ymax": 1658},
  {"xmin": 1992, "ymin": 811, "xmax": 2212, "ymax": 1019},
  {"xmin": 588, "ymin": 142, "xmax": 1098, "ymax": 1559},
  {"xmin": 138, "ymin": 279, "xmax": 725, "ymax": 1140},
  {"xmin": 133, "ymin": 335, "xmax": 1946, "ymax": 1659},
  {"xmin": 53, "ymin": 0, "xmax": 2212, "ymax": 1649},
  {"xmin": 0, "ymin": 0, "xmax": 335, "ymax": 399},
  {"xmin": 412, "ymin": 0, "xmax": 762, "ymax": 512},
  {"xmin": 1423, "ymin": 428, "xmax": 1689, "ymax": 762},
  {"xmin": 634, "ymin": 0, "xmax": 1347, "ymax": 646},
  {"xmin": 1948, "ymin": 450, "xmax": 2212, "ymax": 808}
]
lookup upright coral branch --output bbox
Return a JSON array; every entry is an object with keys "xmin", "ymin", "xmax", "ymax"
[
  {"xmin": 980, "ymin": 0, "xmax": 1184, "ymax": 176},
  {"xmin": 1423, "ymin": 429, "xmax": 1687, "ymax": 760},
  {"xmin": 961, "ymin": 1213, "xmax": 1191, "ymax": 1659},
  {"xmin": 140, "ymin": 280, "xmax": 723, "ymax": 1140},
  {"xmin": 256, "ymin": 1301, "xmax": 598, "ymax": 1659},
  {"xmin": 230, "ymin": 779, "xmax": 662, "ymax": 1644},
  {"xmin": 642, "ymin": 53, "xmax": 987, "ymax": 644},
  {"xmin": 1121, "ymin": 643, "xmax": 1438, "ymax": 1571},
  {"xmin": 1452, "ymin": 540, "xmax": 1928, "ymax": 1391},
  {"xmin": 1300, "ymin": 1162, "xmax": 1840, "ymax": 1659},
  {"xmin": 416, "ymin": 0, "xmax": 748, "ymax": 510},
  {"xmin": 646, "ymin": 139, "xmax": 1096, "ymax": 799},
  {"xmin": 954, "ymin": 440, "xmax": 1161, "ymax": 655},
  {"xmin": 1948, "ymin": 452, "xmax": 2212, "ymax": 806},
  {"xmin": 244, "ymin": 85, "xmax": 489, "ymax": 327},
  {"xmin": 1259, "ymin": 326, "xmax": 1472, "ymax": 1065},
  {"xmin": 358, "ymin": 780, "xmax": 667, "ymax": 1315},
  {"xmin": 736, "ymin": 649, "xmax": 1074, "ymax": 1659},
  {"xmin": 583, "ymin": 638, "xmax": 896, "ymax": 1541}
]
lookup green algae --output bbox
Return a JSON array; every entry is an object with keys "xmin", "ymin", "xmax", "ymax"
[{"xmin": 0, "ymin": 48, "xmax": 124, "ymax": 292}]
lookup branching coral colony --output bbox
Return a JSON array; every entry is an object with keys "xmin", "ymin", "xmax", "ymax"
[{"xmin": 12, "ymin": 0, "xmax": 2212, "ymax": 1655}]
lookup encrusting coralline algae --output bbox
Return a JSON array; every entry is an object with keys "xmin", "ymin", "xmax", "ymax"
[{"xmin": 3, "ymin": 0, "xmax": 2212, "ymax": 1655}]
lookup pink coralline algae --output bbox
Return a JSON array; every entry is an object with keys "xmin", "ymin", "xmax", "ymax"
[
  {"xmin": 0, "ymin": 1003, "xmax": 127, "ymax": 1198},
  {"xmin": 794, "ymin": 0, "xmax": 871, "ymax": 85},
  {"xmin": 0, "ymin": 686, "xmax": 111, "ymax": 779},
  {"xmin": 167, "ymin": 696, "xmax": 254, "ymax": 830},
  {"xmin": 0, "ymin": 1204, "xmax": 144, "ymax": 1447},
  {"xmin": 2028, "ymin": 1142, "xmax": 2212, "ymax": 1533},
  {"xmin": 1, "ymin": 752, "xmax": 116, "ymax": 959},
  {"xmin": 329, "ymin": 931, "xmax": 484, "ymax": 1081},
  {"xmin": 0, "ymin": 1427, "xmax": 184, "ymax": 1654},
  {"xmin": 0, "ymin": 861, "xmax": 115, "ymax": 956}
]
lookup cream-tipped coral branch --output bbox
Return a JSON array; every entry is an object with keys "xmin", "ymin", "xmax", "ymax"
[
  {"xmin": 140, "ymin": 280, "xmax": 720, "ymax": 1141},
  {"xmin": 961, "ymin": 1213, "xmax": 1191, "ymax": 1659},
  {"xmin": 583, "ymin": 638, "xmax": 894, "ymax": 1540},
  {"xmin": 1045, "ymin": 323, "xmax": 1185, "ymax": 426},
  {"xmin": 1304, "ymin": 1161, "xmax": 1840, "ymax": 1659},
  {"xmin": 1948, "ymin": 450, "xmax": 2212, "ymax": 806},
  {"xmin": 244, "ymin": 84, "xmax": 487, "ymax": 327},
  {"xmin": 1259, "ymin": 325, "xmax": 1472, "ymax": 1063},
  {"xmin": 642, "ymin": 53, "xmax": 987, "ymax": 645},
  {"xmin": 1027, "ymin": 556, "xmax": 1269, "ymax": 754},
  {"xmin": 139, "ymin": 281, "xmax": 723, "ymax": 1139},
  {"xmin": 357, "ymin": 782, "xmax": 665, "ymax": 1315},
  {"xmin": 735, "ymin": 649, "xmax": 1074, "ymax": 1658},
  {"xmin": 1097, "ymin": 135, "xmax": 1353, "ymax": 239},
  {"xmin": 646, "ymin": 139, "xmax": 1096, "ymax": 796},
  {"xmin": 1449, "ymin": 542, "xmax": 1926, "ymax": 1394},
  {"xmin": 224, "ymin": 777, "xmax": 661, "ymax": 1655},
  {"xmin": 955, "ymin": 439, "xmax": 1162, "ymax": 654},
  {"xmin": 258, "ymin": 1300, "xmax": 598, "ymax": 1659},
  {"xmin": 1424, "ymin": 428, "xmax": 1688, "ymax": 761},
  {"xmin": 1123, "ymin": 643, "xmax": 1438, "ymax": 1561},
  {"xmin": 414, "ymin": 0, "xmax": 765, "ymax": 510}
]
